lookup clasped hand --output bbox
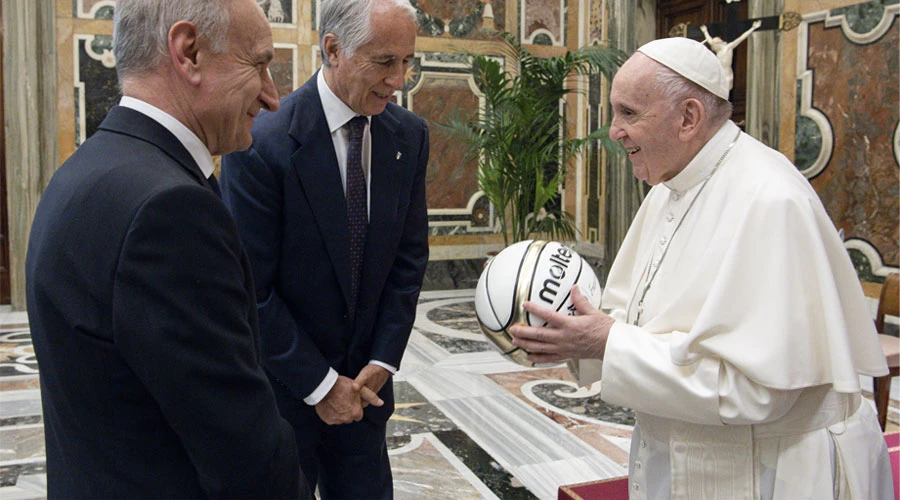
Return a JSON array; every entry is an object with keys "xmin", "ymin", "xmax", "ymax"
[
  {"xmin": 508, "ymin": 285, "xmax": 615, "ymax": 364},
  {"xmin": 315, "ymin": 365, "xmax": 389, "ymax": 425}
]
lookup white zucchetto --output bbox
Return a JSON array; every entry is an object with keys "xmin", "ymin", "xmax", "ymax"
[{"xmin": 637, "ymin": 37, "xmax": 730, "ymax": 100}]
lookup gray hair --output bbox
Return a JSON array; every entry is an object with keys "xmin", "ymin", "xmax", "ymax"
[
  {"xmin": 652, "ymin": 63, "xmax": 733, "ymax": 128},
  {"xmin": 113, "ymin": 0, "xmax": 232, "ymax": 84},
  {"xmin": 318, "ymin": 0, "xmax": 417, "ymax": 67}
]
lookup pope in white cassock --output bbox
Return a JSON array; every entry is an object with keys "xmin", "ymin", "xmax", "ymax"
[{"xmin": 509, "ymin": 37, "xmax": 894, "ymax": 500}]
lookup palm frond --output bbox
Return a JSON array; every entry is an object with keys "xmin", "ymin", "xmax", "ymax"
[{"xmin": 435, "ymin": 31, "xmax": 626, "ymax": 245}]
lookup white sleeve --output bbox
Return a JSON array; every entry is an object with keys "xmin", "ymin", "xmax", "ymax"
[{"xmin": 600, "ymin": 322, "xmax": 803, "ymax": 426}]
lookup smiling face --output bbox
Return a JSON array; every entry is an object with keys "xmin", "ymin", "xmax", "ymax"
[
  {"xmin": 199, "ymin": 0, "xmax": 279, "ymax": 155},
  {"xmin": 608, "ymin": 54, "xmax": 693, "ymax": 185},
  {"xmin": 322, "ymin": 1, "xmax": 416, "ymax": 116}
]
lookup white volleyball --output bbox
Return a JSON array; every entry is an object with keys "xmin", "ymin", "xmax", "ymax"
[{"xmin": 474, "ymin": 240, "xmax": 602, "ymax": 366}]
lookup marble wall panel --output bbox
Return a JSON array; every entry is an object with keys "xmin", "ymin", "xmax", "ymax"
[
  {"xmin": 258, "ymin": 0, "xmax": 296, "ymax": 26},
  {"xmin": 796, "ymin": 1, "xmax": 899, "ymax": 278},
  {"xmin": 74, "ymin": 0, "xmax": 114, "ymax": 19},
  {"xmin": 417, "ymin": 77, "xmax": 479, "ymax": 210},
  {"xmin": 271, "ymin": 44, "xmax": 298, "ymax": 101},
  {"xmin": 74, "ymin": 35, "xmax": 118, "ymax": 147},
  {"xmin": 412, "ymin": 0, "xmax": 507, "ymax": 39},
  {"xmin": 521, "ymin": 0, "xmax": 564, "ymax": 45},
  {"xmin": 410, "ymin": 53, "xmax": 497, "ymax": 236},
  {"xmin": 69, "ymin": 38, "xmax": 296, "ymax": 147},
  {"xmin": 422, "ymin": 259, "xmax": 486, "ymax": 291}
]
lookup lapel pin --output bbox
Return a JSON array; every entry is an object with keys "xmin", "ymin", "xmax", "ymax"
[{"xmin": 396, "ymin": 151, "xmax": 402, "ymax": 160}]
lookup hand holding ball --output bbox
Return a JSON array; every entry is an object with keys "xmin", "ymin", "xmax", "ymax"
[{"xmin": 474, "ymin": 240, "xmax": 602, "ymax": 366}]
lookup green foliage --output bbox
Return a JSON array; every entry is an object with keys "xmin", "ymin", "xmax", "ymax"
[{"xmin": 442, "ymin": 32, "xmax": 626, "ymax": 246}]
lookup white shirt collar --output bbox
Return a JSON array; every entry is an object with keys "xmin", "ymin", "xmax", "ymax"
[
  {"xmin": 118, "ymin": 96, "xmax": 216, "ymax": 179},
  {"xmin": 664, "ymin": 120, "xmax": 740, "ymax": 194},
  {"xmin": 316, "ymin": 69, "xmax": 370, "ymax": 132}
]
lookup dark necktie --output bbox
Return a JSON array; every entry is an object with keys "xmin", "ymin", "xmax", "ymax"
[
  {"xmin": 346, "ymin": 116, "xmax": 368, "ymax": 316},
  {"xmin": 208, "ymin": 174, "xmax": 221, "ymax": 198}
]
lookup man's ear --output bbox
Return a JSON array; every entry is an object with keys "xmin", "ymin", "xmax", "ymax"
[
  {"xmin": 168, "ymin": 20, "xmax": 202, "ymax": 85},
  {"xmin": 678, "ymin": 98, "xmax": 705, "ymax": 141},
  {"xmin": 322, "ymin": 33, "xmax": 342, "ymax": 66}
]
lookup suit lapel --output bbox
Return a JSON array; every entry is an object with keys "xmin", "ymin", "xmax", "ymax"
[
  {"xmin": 288, "ymin": 79, "xmax": 354, "ymax": 306},
  {"xmin": 366, "ymin": 112, "xmax": 403, "ymax": 272},
  {"xmin": 99, "ymin": 106, "xmax": 212, "ymax": 191}
]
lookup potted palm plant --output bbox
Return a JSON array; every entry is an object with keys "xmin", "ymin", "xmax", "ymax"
[{"xmin": 444, "ymin": 32, "xmax": 626, "ymax": 246}]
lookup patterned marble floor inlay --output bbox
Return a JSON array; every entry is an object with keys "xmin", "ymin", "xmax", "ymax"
[
  {"xmin": 0, "ymin": 323, "xmax": 44, "ymax": 495},
  {"xmin": 390, "ymin": 432, "xmax": 497, "ymax": 500},
  {"xmin": 0, "ymin": 330, "xmax": 39, "ymax": 379},
  {"xmin": 398, "ymin": 290, "xmax": 634, "ymax": 499},
  {"xmin": 3, "ymin": 291, "xmax": 896, "ymax": 499},
  {"xmin": 388, "ymin": 381, "xmax": 459, "ymax": 438},
  {"xmin": 0, "ymin": 290, "xmax": 636, "ymax": 499}
]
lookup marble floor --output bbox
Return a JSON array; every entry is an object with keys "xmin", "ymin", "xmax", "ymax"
[{"xmin": 1, "ymin": 289, "xmax": 898, "ymax": 500}]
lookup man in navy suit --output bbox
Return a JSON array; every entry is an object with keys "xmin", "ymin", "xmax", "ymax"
[
  {"xmin": 25, "ymin": 0, "xmax": 308, "ymax": 497},
  {"xmin": 220, "ymin": 0, "xmax": 429, "ymax": 497}
]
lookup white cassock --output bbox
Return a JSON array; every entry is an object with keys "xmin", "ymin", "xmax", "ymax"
[{"xmin": 573, "ymin": 121, "xmax": 893, "ymax": 500}]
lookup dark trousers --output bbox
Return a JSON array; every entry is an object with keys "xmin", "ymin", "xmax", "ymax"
[{"xmin": 267, "ymin": 371, "xmax": 393, "ymax": 500}]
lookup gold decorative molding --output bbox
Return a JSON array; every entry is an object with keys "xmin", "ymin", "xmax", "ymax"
[
  {"xmin": 779, "ymin": 12, "xmax": 802, "ymax": 31},
  {"xmin": 668, "ymin": 22, "xmax": 689, "ymax": 38}
]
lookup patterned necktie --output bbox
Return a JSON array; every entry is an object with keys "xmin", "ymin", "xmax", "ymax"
[{"xmin": 346, "ymin": 116, "xmax": 368, "ymax": 316}]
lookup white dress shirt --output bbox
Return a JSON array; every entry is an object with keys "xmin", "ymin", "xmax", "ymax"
[
  {"xmin": 302, "ymin": 70, "xmax": 397, "ymax": 406},
  {"xmin": 118, "ymin": 96, "xmax": 216, "ymax": 179}
]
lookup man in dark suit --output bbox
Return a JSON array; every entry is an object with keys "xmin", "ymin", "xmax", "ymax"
[
  {"xmin": 25, "ymin": 0, "xmax": 308, "ymax": 498},
  {"xmin": 219, "ymin": 0, "xmax": 429, "ymax": 497}
]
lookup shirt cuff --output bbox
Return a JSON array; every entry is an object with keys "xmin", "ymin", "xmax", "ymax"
[
  {"xmin": 303, "ymin": 368, "xmax": 338, "ymax": 406},
  {"xmin": 368, "ymin": 360, "xmax": 397, "ymax": 374}
]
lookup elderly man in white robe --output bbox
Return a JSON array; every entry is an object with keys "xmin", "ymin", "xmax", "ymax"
[{"xmin": 509, "ymin": 37, "xmax": 893, "ymax": 500}]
